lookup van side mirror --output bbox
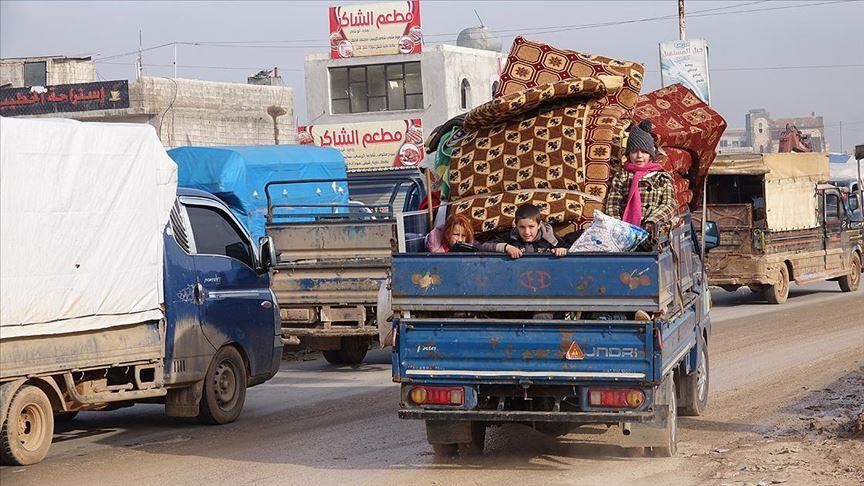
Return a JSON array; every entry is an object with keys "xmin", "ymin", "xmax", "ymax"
[
  {"xmin": 704, "ymin": 221, "xmax": 720, "ymax": 252},
  {"xmin": 258, "ymin": 236, "xmax": 277, "ymax": 270}
]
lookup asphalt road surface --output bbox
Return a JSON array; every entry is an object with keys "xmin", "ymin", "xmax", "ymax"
[{"xmin": 2, "ymin": 281, "xmax": 862, "ymax": 485}]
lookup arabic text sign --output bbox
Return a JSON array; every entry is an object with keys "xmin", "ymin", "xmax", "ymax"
[
  {"xmin": 659, "ymin": 39, "xmax": 711, "ymax": 105},
  {"xmin": 298, "ymin": 119, "xmax": 423, "ymax": 171},
  {"xmin": 0, "ymin": 80, "xmax": 130, "ymax": 117},
  {"xmin": 329, "ymin": 1, "xmax": 422, "ymax": 59}
]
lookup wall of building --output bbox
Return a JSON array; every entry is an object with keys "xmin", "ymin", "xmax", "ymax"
[
  {"xmin": 0, "ymin": 57, "xmax": 95, "ymax": 87},
  {"xmin": 135, "ymin": 77, "xmax": 296, "ymax": 147},
  {"xmin": 305, "ymin": 44, "xmax": 505, "ymax": 132},
  {"xmin": 21, "ymin": 77, "xmax": 295, "ymax": 148}
]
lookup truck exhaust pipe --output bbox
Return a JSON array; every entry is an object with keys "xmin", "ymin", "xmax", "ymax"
[{"xmin": 622, "ymin": 422, "xmax": 632, "ymax": 436}]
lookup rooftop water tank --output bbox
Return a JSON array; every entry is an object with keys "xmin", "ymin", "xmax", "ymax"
[{"xmin": 456, "ymin": 26, "xmax": 502, "ymax": 52}]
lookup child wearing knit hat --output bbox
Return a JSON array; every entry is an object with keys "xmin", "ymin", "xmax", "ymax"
[{"xmin": 603, "ymin": 120, "xmax": 677, "ymax": 237}]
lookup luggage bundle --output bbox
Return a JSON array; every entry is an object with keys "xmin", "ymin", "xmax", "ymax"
[{"xmin": 427, "ymin": 36, "xmax": 726, "ymax": 235}]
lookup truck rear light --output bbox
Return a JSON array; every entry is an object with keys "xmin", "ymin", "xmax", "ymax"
[
  {"xmin": 409, "ymin": 386, "xmax": 464, "ymax": 405},
  {"xmin": 588, "ymin": 388, "xmax": 645, "ymax": 408}
]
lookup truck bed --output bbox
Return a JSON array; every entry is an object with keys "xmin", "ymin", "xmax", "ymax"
[
  {"xmin": 391, "ymin": 252, "xmax": 679, "ymax": 313},
  {"xmin": 1, "ymin": 322, "xmax": 163, "ymax": 381}
]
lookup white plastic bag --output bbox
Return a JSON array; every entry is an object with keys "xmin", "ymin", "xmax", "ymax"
[{"xmin": 568, "ymin": 210, "xmax": 649, "ymax": 253}]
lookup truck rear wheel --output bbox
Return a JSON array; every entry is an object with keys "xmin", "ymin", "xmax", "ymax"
[
  {"xmin": 678, "ymin": 337, "xmax": 709, "ymax": 417},
  {"xmin": 1, "ymin": 385, "xmax": 55, "ymax": 466},
  {"xmin": 647, "ymin": 376, "xmax": 678, "ymax": 457},
  {"xmin": 457, "ymin": 422, "xmax": 486, "ymax": 455},
  {"xmin": 839, "ymin": 254, "xmax": 861, "ymax": 292},
  {"xmin": 763, "ymin": 265, "xmax": 790, "ymax": 304},
  {"xmin": 322, "ymin": 350, "xmax": 344, "ymax": 365},
  {"xmin": 198, "ymin": 346, "xmax": 247, "ymax": 425},
  {"xmin": 337, "ymin": 336, "xmax": 369, "ymax": 365}
]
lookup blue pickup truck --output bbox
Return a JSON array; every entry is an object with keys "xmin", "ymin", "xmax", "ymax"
[{"xmin": 391, "ymin": 213, "xmax": 719, "ymax": 456}]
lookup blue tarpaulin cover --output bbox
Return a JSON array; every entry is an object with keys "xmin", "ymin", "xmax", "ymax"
[{"xmin": 168, "ymin": 145, "xmax": 349, "ymax": 241}]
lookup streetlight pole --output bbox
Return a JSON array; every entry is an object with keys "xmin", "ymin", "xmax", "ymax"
[{"xmin": 678, "ymin": 0, "xmax": 686, "ymax": 41}]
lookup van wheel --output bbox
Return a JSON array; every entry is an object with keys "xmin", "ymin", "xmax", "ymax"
[
  {"xmin": 647, "ymin": 376, "xmax": 678, "ymax": 457},
  {"xmin": 839, "ymin": 254, "xmax": 861, "ymax": 292},
  {"xmin": 198, "ymin": 346, "xmax": 247, "ymax": 425},
  {"xmin": 763, "ymin": 265, "xmax": 790, "ymax": 304},
  {"xmin": 678, "ymin": 337, "xmax": 709, "ymax": 416},
  {"xmin": 337, "ymin": 337, "xmax": 369, "ymax": 365},
  {"xmin": 1, "ymin": 385, "xmax": 55, "ymax": 466}
]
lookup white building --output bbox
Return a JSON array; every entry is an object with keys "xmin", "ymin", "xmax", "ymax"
[
  {"xmin": 1, "ymin": 57, "xmax": 296, "ymax": 147},
  {"xmin": 304, "ymin": 30, "xmax": 506, "ymax": 135}
]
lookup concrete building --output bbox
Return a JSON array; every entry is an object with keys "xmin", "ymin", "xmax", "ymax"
[
  {"xmin": 304, "ymin": 38, "xmax": 506, "ymax": 134},
  {"xmin": 718, "ymin": 109, "xmax": 828, "ymax": 154},
  {"xmin": 744, "ymin": 109, "xmax": 826, "ymax": 153},
  {"xmin": 0, "ymin": 56, "xmax": 95, "ymax": 88},
  {"xmin": 1, "ymin": 57, "xmax": 296, "ymax": 147},
  {"xmin": 718, "ymin": 127, "xmax": 751, "ymax": 154}
]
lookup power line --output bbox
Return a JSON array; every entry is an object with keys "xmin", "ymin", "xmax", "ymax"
[
  {"xmin": 92, "ymin": 0, "xmax": 850, "ymax": 61},
  {"xmin": 99, "ymin": 61, "xmax": 304, "ymax": 72}
]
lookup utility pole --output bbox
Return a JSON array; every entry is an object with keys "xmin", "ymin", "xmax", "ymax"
[
  {"xmin": 839, "ymin": 120, "xmax": 843, "ymax": 154},
  {"xmin": 136, "ymin": 30, "xmax": 143, "ymax": 81},
  {"xmin": 173, "ymin": 43, "xmax": 177, "ymax": 79},
  {"xmin": 678, "ymin": 0, "xmax": 686, "ymax": 41}
]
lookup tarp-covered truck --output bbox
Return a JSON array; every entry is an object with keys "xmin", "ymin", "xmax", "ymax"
[
  {"xmin": 697, "ymin": 152, "xmax": 862, "ymax": 303},
  {"xmin": 0, "ymin": 118, "xmax": 281, "ymax": 466}
]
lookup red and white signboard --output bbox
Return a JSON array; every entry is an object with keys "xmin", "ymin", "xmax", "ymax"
[
  {"xmin": 298, "ymin": 119, "xmax": 423, "ymax": 171},
  {"xmin": 329, "ymin": 1, "xmax": 422, "ymax": 59}
]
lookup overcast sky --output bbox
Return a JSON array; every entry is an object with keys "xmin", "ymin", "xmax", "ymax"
[{"xmin": 2, "ymin": 0, "xmax": 862, "ymax": 153}]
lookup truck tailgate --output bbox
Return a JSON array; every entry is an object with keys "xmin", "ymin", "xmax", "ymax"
[
  {"xmin": 391, "ymin": 253, "xmax": 675, "ymax": 313},
  {"xmin": 395, "ymin": 319, "xmax": 655, "ymax": 384}
]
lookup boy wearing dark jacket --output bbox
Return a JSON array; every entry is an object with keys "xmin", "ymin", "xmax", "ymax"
[{"xmin": 479, "ymin": 204, "xmax": 568, "ymax": 259}]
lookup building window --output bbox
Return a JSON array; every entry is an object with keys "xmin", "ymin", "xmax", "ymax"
[
  {"xmin": 460, "ymin": 78, "xmax": 471, "ymax": 110},
  {"xmin": 720, "ymin": 140, "xmax": 728, "ymax": 148},
  {"xmin": 24, "ymin": 61, "xmax": 47, "ymax": 86},
  {"xmin": 330, "ymin": 61, "xmax": 423, "ymax": 114}
]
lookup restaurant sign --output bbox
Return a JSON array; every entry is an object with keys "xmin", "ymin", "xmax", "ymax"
[
  {"xmin": 329, "ymin": 1, "xmax": 422, "ymax": 59},
  {"xmin": 298, "ymin": 119, "xmax": 423, "ymax": 171},
  {"xmin": 0, "ymin": 80, "xmax": 130, "ymax": 117}
]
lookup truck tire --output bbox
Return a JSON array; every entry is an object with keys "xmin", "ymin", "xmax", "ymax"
[
  {"xmin": 719, "ymin": 285, "xmax": 740, "ymax": 293},
  {"xmin": 337, "ymin": 336, "xmax": 368, "ymax": 365},
  {"xmin": 647, "ymin": 376, "xmax": 678, "ymax": 457},
  {"xmin": 763, "ymin": 265, "xmax": 789, "ymax": 304},
  {"xmin": 431, "ymin": 443, "xmax": 458, "ymax": 457},
  {"xmin": 322, "ymin": 350, "xmax": 344, "ymax": 365},
  {"xmin": 457, "ymin": 422, "xmax": 486, "ymax": 456},
  {"xmin": 54, "ymin": 411, "xmax": 79, "ymax": 424},
  {"xmin": 677, "ymin": 337, "xmax": 709, "ymax": 417},
  {"xmin": 1, "ymin": 385, "xmax": 55, "ymax": 466},
  {"xmin": 198, "ymin": 346, "xmax": 247, "ymax": 425},
  {"xmin": 839, "ymin": 254, "xmax": 861, "ymax": 292}
]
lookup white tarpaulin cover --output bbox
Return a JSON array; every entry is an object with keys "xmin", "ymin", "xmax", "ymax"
[{"xmin": 0, "ymin": 117, "xmax": 177, "ymax": 339}]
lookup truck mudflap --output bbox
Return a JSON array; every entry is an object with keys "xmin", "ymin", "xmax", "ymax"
[{"xmin": 394, "ymin": 319, "xmax": 655, "ymax": 384}]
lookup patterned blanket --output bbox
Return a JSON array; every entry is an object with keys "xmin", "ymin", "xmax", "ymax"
[{"xmin": 441, "ymin": 37, "xmax": 725, "ymax": 234}]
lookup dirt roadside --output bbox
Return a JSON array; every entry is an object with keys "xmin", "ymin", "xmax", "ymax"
[{"xmin": 681, "ymin": 295, "xmax": 864, "ymax": 486}]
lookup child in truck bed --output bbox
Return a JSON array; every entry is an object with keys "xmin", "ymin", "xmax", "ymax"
[
  {"xmin": 479, "ymin": 203, "xmax": 568, "ymax": 259},
  {"xmin": 604, "ymin": 120, "xmax": 677, "ymax": 237},
  {"xmin": 426, "ymin": 213, "xmax": 475, "ymax": 253}
]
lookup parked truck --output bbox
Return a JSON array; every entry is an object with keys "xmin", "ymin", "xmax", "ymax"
[
  {"xmin": 697, "ymin": 153, "xmax": 862, "ymax": 303},
  {"xmin": 389, "ymin": 208, "xmax": 720, "ymax": 456},
  {"xmin": 168, "ymin": 145, "xmax": 424, "ymax": 364},
  {"xmin": 264, "ymin": 174, "xmax": 423, "ymax": 364},
  {"xmin": 0, "ymin": 119, "xmax": 281, "ymax": 466}
]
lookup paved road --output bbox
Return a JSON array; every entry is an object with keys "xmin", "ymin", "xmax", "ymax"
[{"xmin": 2, "ymin": 281, "xmax": 862, "ymax": 485}]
